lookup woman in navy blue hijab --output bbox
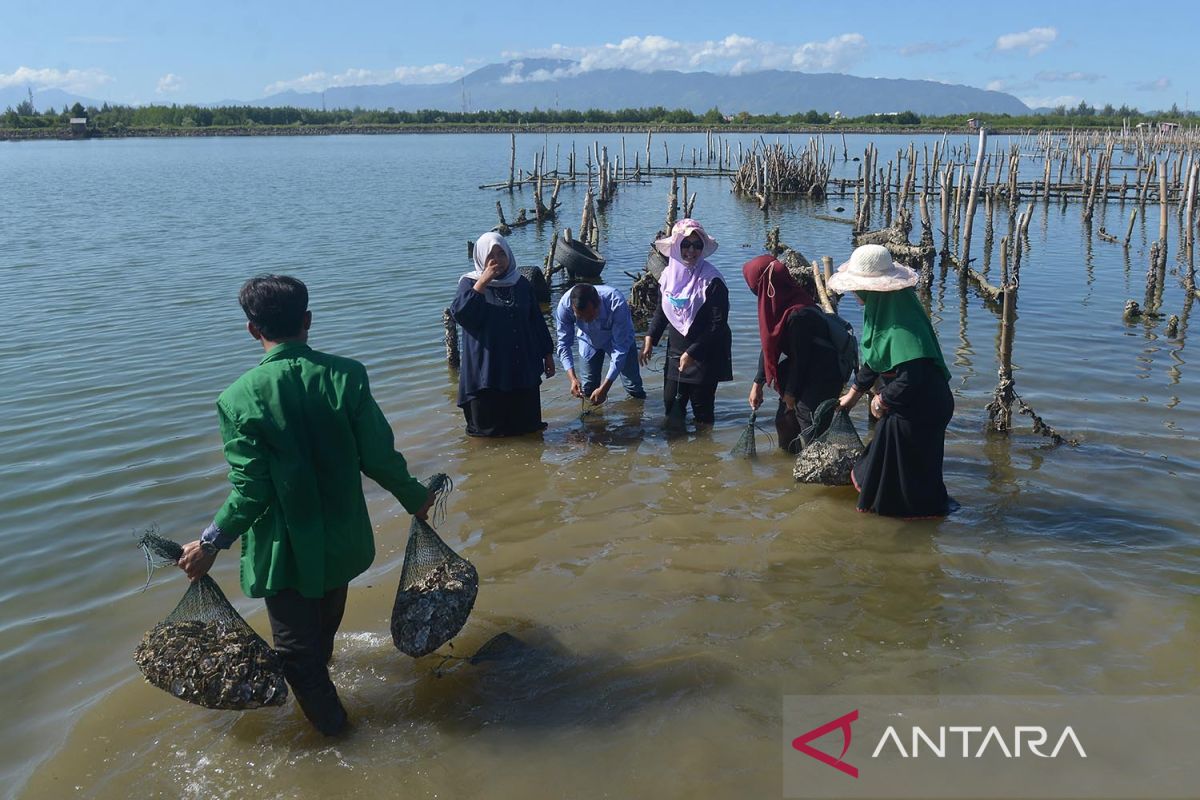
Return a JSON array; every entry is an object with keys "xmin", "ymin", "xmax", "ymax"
[{"xmin": 451, "ymin": 232, "xmax": 555, "ymax": 436}]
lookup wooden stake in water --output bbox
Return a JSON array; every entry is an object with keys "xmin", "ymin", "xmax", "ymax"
[
  {"xmin": 508, "ymin": 133, "xmax": 516, "ymax": 192},
  {"xmin": 1124, "ymin": 208, "xmax": 1138, "ymax": 247},
  {"xmin": 443, "ymin": 308, "xmax": 459, "ymax": 371},
  {"xmin": 960, "ymin": 128, "xmax": 988, "ymax": 270},
  {"xmin": 1159, "ymin": 162, "xmax": 1170, "ymax": 249}
]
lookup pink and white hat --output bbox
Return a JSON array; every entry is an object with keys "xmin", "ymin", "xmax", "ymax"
[
  {"xmin": 653, "ymin": 218, "xmax": 719, "ymax": 259},
  {"xmin": 826, "ymin": 244, "xmax": 919, "ymax": 293}
]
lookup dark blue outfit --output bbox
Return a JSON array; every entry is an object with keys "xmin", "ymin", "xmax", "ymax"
[{"xmin": 451, "ymin": 275, "xmax": 553, "ymax": 436}]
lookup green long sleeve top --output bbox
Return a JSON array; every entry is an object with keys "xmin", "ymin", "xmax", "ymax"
[{"xmin": 209, "ymin": 341, "xmax": 427, "ymax": 599}]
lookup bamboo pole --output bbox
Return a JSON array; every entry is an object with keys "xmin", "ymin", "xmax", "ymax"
[
  {"xmin": 988, "ymin": 285, "xmax": 1017, "ymax": 432},
  {"xmin": 1159, "ymin": 161, "xmax": 1170, "ymax": 256},
  {"xmin": 507, "ymin": 133, "xmax": 516, "ymax": 192},
  {"xmin": 1186, "ymin": 163, "xmax": 1198, "ymax": 253},
  {"xmin": 959, "ymin": 128, "xmax": 988, "ymax": 270},
  {"xmin": 1124, "ymin": 208, "xmax": 1138, "ymax": 247},
  {"xmin": 812, "ymin": 256, "xmax": 836, "ymax": 313},
  {"xmin": 940, "ymin": 167, "xmax": 951, "ymax": 258}
]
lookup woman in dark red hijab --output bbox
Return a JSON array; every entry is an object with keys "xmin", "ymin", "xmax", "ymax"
[{"xmin": 742, "ymin": 255, "xmax": 846, "ymax": 453}]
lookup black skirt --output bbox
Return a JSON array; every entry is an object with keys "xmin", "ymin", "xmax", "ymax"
[
  {"xmin": 463, "ymin": 386, "xmax": 546, "ymax": 437},
  {"xmin": 851, "ymin": 371, "xmax": 954, "ymax": 518}
]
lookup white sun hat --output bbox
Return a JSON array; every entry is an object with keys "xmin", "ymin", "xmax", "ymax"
[{"xmin": 825, "ymin": 244, "xmax": 919, "ymax": 293}]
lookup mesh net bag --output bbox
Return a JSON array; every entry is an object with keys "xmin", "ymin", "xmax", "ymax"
[
  {"xmin": 798, "ymin": 398, "xmax": 838, "ymax": 449},
  {"xmin": 391, "ymin": 474, "xmax": 479, "ymax": 657},
  {"xmin": 730, "ymin": 410, "xmax": 758, "ymax": 458},
  {"xmin": 132, "ymin": 531, "xmax": 288, "ymax": 710},
  {"xmin": 665, "ymin": 387, "xmax": 688, "ymax": 430},
  {"xmin": 793, "ymin": 404, "xmax": 865, "ymax": 486}
]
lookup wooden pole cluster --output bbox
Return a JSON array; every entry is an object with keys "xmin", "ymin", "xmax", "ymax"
[
  {"xmin": 731, "ymin": 141, "xmax": 832, "ymax": 208},
  {"xmin": 484, "ymin": 130, "xmax": 745, "ymax": 193},
  {"xmin": 578, "ymin": 188, "xmax": 600, "ymax": 248}
]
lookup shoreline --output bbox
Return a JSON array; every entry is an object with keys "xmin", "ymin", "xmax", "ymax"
[{"xmin": 0, "ymin": 122, "xmax": 1079, "ymax": 142}]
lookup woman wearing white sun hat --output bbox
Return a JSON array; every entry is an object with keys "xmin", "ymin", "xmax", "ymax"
[{"xmin": 828, "ymin": 244, "xmax": 954, "ymax": 518}]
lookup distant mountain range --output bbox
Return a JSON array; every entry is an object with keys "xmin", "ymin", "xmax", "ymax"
[
  {"xmin": 3, "ymin": 59, "xmax": 1032, "ymax": 117},
  {"xmin": 254, "ymin": 59, "xmax": 1031, "ymax": 117},
  {"xmin": 0, "ymin": 86, "xmax": 103, "ymax": 113}
]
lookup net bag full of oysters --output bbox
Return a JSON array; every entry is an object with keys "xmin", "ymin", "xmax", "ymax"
[
  {"xmin": 793, "ymin": 399, "xmax": 865, "ymax": 486},
  {"xmin": 391, "ymin": 473, "xmax": 479, "ymax": 657},
  {"xmin": 133, "ymin": 531, "xmax": 287, "ymax": 710}
]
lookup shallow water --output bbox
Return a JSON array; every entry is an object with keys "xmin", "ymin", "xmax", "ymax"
[{"xmin": 2, "ymin": 132, "xmax": 1198, "ymax": 799}]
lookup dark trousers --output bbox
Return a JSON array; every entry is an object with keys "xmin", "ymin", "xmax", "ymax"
[
  {"xmin": 463, "ymin": 386, "xmax": 545, "ymax": 437},
  {"xmin": 775, "ymin": 399, "xmax": 816, "ymax": 454},
  {"xmin": 265, "ymin": 585, "xmax": 349, "ymax": 735},
  {"xmin": 663, "ymin": 378, "xmax": 718, "ymax": 424}
]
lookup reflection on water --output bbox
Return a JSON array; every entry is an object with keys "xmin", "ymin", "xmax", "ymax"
[{"xmin": 4, "ymin": 133, "xmax": 1200, "ymax": 800}]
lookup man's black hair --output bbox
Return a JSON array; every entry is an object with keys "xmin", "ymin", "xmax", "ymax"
[
  {"xmin": 239, "ymin": 275, "xmax": 309, "ymax": 340},
  {"xmin": 569, "ymin": 283, "xmax": 600, "ymax": 313}
]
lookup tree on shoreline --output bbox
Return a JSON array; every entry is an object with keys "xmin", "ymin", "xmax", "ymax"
[{"xmin": 1, "ymin": 99, "xmax": 1195, "ymax": 133}]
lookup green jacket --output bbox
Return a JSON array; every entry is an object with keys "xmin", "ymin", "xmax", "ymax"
[{"xmin": 212, "ymin": 341, "xmax": 427, "ymax": 599}]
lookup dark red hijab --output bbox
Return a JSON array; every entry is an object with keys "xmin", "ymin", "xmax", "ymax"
[{"xmin": 742, "ymin": 255, "xmax": 816, "ymax": 390}]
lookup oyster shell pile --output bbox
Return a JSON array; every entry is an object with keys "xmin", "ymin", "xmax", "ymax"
[
  {"xmin": 793, "ymin": 440, "xmax": 861, "ymax": 485},
  {"xmin": 133, "ymin": 620, "xmax": 288, "ymax": 709},
  {"xmin": 391, "ymin": 558, "xmax": 479, "ymax": 657}
]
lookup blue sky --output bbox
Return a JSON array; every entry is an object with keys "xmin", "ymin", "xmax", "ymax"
[{"xmin": 2, "ymin": 0, "xmax": 1193, "ymax": 110}]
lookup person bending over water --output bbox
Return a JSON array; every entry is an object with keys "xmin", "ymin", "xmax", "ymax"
[
  {"xmin": 742, "ymin": 254, "xmax": 845, "ymax": 453},
  {"xmin": 829, "ymin": 245, "xmax": 954, "ymax": 518}
]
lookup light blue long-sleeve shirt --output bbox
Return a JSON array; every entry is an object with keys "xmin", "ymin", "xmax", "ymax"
[{"xmin": 554, "ymin": 285, "xmax": 636, "ymax": 384}]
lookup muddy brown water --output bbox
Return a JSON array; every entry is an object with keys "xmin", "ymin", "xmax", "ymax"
[{"xmin": 2, "ymin": 133, "xmax": 1198, "ymax": 799}]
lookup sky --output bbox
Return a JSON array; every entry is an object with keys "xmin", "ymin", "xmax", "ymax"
[{"xmin": 2, "ymin": 0, "xmax": 1194, "ymax": 111}]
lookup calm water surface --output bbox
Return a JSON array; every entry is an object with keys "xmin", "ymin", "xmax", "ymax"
[{"xmin": 1, "ymin": 133, "xmax": 1198, "ymax": 799}]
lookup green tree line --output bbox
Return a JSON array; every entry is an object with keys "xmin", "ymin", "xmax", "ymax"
[{"xmin": 3, "ymin": 99, "xmax": 1195, "ymax": 132}]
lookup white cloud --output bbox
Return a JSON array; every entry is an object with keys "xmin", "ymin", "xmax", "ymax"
[
  {"xmin": 155, "ymin": 73, "xmax": 182, "ymax": 94},
  {"xmin": 1036, "ymin": 70, "xmax": 1102, "ymax": 83},
  {"xmin": 1020, "ymin": 94, "xmax": 1083, "ymax": 109},
  {"xmin": 500, "ymin": 33, "xmax": 868, "ymax": 82},
  {"xmin": 263, "ymin": 64, "xmax": 467, "ymax": 95},
  {"xmin": 0, "ymin": 66, "xmax": 112, "ymax": 93},
  {"xmin": 791, "ymin": 34, "xmax": 868, "ymax": 71},
  {"xmin": 987, "ymin": 77, "xmax": 1037, "ymax": 93},
  {"xmin": 1134, "ymin": 77, "xmax": 1171, "ymax": 92},
  {"xmin": 994, "ymin": 27, "xmax": 1057, "ymax": 56}
]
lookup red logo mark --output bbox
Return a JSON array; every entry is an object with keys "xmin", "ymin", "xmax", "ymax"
[{"xmin": 792, "ymin": 709, "xmax": 859, "ymax": 778}]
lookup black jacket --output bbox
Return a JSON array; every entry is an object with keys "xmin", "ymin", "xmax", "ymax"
[
  {"xmin": 754, "ymin": 307, "xmax": 845, "ymax": 411},
  {"xmin": 647, "ymin": 279, "xmax": 733, "ymax": 385}
]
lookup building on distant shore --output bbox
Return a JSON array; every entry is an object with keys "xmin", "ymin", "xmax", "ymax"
[
  {"xmin": 69, "ymin": 117, "xmax": 88, "ymax": 136},
  {"xmin": 1135, "ymin": 121, "xmax": 1180, "ymax": 134}
]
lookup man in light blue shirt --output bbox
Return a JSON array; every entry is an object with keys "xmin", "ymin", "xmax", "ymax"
[{"xmin": 555, "ymin": 283, "xmax": 646, "ymax": 404}]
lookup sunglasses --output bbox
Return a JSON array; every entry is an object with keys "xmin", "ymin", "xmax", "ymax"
[{"xmin": 680, "ymin": 239, "xmax": 703, "ymax": 251}]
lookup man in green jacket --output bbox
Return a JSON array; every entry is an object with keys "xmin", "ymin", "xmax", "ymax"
[{"xmin": 179, "ymin": 274, "xmax": 432, "ymax": 735}]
